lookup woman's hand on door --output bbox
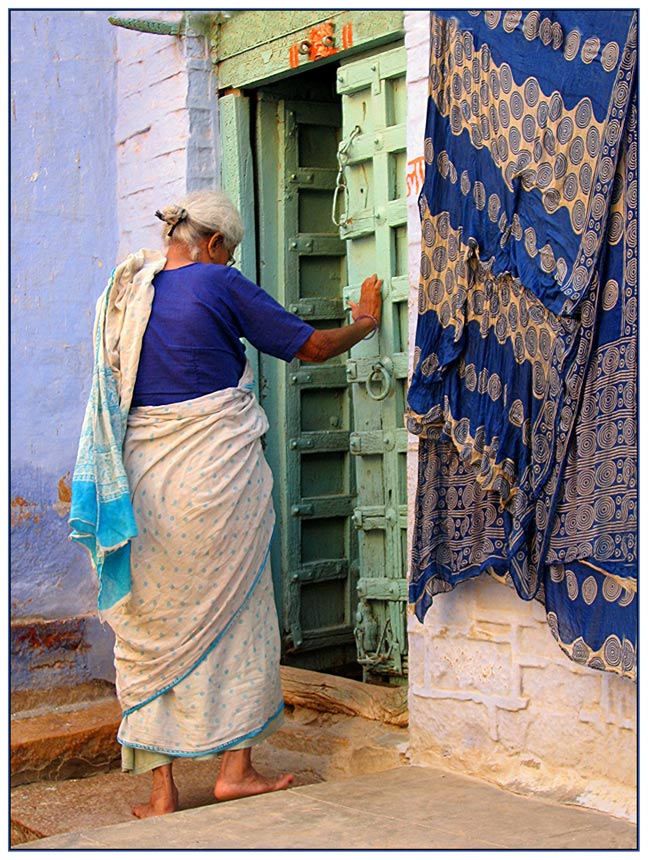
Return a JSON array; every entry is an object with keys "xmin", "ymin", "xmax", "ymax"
[
  {"xmin": 295, "ymin": 273, "xmax": 383, "ymax": 363},
  {"xmin": 348, "ymin": 274, "xmax": 382, "ymax": 327}
]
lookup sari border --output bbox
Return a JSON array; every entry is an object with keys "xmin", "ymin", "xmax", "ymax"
[{"xmin": 117, "ymin": 700, "xmax": 285, "ymax": 758}]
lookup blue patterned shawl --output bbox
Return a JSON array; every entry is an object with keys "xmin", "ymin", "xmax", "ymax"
[{"xmin": 407, "ymin": 11, "xmax": 637, "ymax": 679}]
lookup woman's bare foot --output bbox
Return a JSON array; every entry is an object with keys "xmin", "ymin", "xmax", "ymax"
[
  {"xmin": 214, "ymin": 748, "xmax": 294, "ymax": 802},
  {"xmin": 132, "ymin": 764, "xmax": 179, "ymax": 818}
]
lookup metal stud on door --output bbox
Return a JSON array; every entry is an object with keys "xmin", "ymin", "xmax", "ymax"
[{"xmin": 337, "ymin": 45, "xmax": 409, "ymax": 682}]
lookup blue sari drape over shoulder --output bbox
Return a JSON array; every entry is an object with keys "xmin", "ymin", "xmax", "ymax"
[{"xmin": 406, "ymin": 11, "xmax": 637, "ymax": 679}]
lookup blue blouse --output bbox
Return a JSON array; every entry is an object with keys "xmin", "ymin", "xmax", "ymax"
[{"xmin": 131, "ymin": 263, "xmax": 315, "ymax": 407}]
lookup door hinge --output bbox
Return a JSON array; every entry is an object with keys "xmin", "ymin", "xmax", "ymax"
[{"xmin": 356, "ymin": 577, "xmax": 407, "ymax": 602}]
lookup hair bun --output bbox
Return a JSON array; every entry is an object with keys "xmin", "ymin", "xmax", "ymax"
[{"xmin": 154, "ymin": 205, "xmax": 189, "ymax": 237}]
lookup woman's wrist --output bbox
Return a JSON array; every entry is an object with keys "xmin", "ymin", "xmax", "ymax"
[{"xmin": 354, "ymin": 313, "xmax": 379, "ymax": 339}]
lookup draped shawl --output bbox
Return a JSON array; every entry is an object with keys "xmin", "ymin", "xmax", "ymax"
[
  {"xmin": 69, "ymin": 249, "xmax": 166, "ymax": 612},
  {"xmin": 406, "ymin": 11, "xmax": 637, "ymax": 679}
]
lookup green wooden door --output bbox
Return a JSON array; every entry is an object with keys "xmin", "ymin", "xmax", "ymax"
[
  {"xmin": 255, "ymin": 78, "xmax": 361, "ymax": 674},
  {"xmin": 338, "ymin": 44, "xmax": 409, "ymax": 682},
  {"xmin": 242, "ymin": 44, "xmax": 408, "ymax": 682}
]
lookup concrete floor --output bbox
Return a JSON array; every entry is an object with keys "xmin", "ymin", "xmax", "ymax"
[{"xmin": 16, "ymin": 765, "xmax": 637, "ymax": 851}]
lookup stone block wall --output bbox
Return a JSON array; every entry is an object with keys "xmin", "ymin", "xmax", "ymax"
[{"xmin": 403, "ymin": 10, "xmax": 637, "ymax": 822}]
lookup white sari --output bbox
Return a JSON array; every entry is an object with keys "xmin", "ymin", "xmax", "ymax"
[{"xmin": 72, "ymin": 250, "xmax": 284, "ymax": 764}]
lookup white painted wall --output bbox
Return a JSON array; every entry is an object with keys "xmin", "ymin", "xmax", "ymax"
[
  {"xmin": 115, "ymin": 10, "xmax": 219, "ymax": 258},
  {"xmin": 403, "ymin": 10, "xmax": 636, "ymax": 823}
]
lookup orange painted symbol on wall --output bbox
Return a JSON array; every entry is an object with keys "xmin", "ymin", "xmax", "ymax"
[
  {"xmin": 406, "ymin": 156, "xmax": 426, "ymax": 198},
  {"xmin": 309, "ymin": 22, "xmax": 336, "ymax": 61},
  {"xmin": 289, "ymin": 21, "xmax": 338, "ymax": 67},
  {"xmin": 342, "ymin": 22, "xmax": 354, "ymax": 50}
]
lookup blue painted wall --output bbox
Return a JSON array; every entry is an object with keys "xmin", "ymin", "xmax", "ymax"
[{"xmin": 11, "ymin": 11, "xmax": 118, "ymax": 679}]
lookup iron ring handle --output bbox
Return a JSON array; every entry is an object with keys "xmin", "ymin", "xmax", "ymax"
[{"xmin": 366, "ymin": 360, "xmax": 393, "ymax": 401}]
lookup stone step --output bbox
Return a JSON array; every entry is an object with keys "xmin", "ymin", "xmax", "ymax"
[
  {"xmin": 11, "ymin": 708, "xmax": 409, "ymax": 845},
  {"xmin": 10, "ymin": 668, "xmax": 408, "ymax": 788},
  {"xmin": 11, "ymin": 693, "xmax": 122, "ymax": 786}
]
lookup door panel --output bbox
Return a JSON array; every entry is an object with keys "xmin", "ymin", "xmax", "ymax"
[
  {"xmin": 256, "ymin": 80, "xmax": 360, "ymax": 673},
  {"xmin": 338, "ymin": 44, "xmax": 409, "ymax": 682}
]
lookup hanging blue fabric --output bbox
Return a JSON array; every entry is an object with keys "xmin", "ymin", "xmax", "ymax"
[{"xmin": 406, "ymin": 10, "xmax": 637, "ymax": 679}]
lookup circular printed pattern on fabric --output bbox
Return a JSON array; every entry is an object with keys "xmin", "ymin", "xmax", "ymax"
[
  {"xmin": 445, "ymin": 269, "xmax": 456, "ymax": 295},
  {"xmin": 586, "ymin": 126, "xmax": 600, "ymax": 158},
  {"xmin": 481, "ymin": 43, "xmax": 492, "ymax": 73},
  {"xmin": 463, "ymin": 363, "xmax": 477, "ymax": 392},
  {"xmin": 439, "ymin": 301, "xmax": 451, "ymax": 327},
  {"xmin": 563, "ymin": 29, "xmax": 581, "ymax": 61},
  {"xmin": 553, "ymin": 154, "xmax": 568, "ymax": 183},
  {"xmin": 551, "ymin": 22, "xmax": 564, "ymax": 50},
  {"xmin": 427, "ymin": 278, "xmax": 444, "ymax": 305},
  {"xmin": 603, "ymin": 635, "xmax": 622, "ymax": 667},
  {"xmin": 579, "ymin": 162, "xmax": 593, "ymax": 195},
  {"xmin": 576, "ymin": 504, "xmax": 595, "ymax": 531},
  {"xmin": 595, "ymin": 460, "xmax": 617, "ymax": 489},
  {"xmin": 523, "ymin": 10, "xmax": 541, "ymax": 41},
  {"xmin": 423, "ymin": 218, "xmax": 436, "ymax": 247},
  {"xmin": 536, "ymin": 162, "xmax": 552, "ymax": 189},
  {"xmin": 436, "ymin": 211, "xmax": 450, "ymax": 240},
  {"xmin": 576, "ymin": 469, "xmax": 595, "ymax": 497},
  {"xmin": 487, "ymin": 373, "xmax": 502, "ymax": 401},
  {"xmin": 539, "ymin": 327, "xmax": 551, "ymax": 360},
  {"xmin": 503, "ymin": 9, "xmax": 522, "ymax": 32},
  {"xmin": 565, "ymin": 568, "xmax": 578, "ymax": 600},
  {"xmin": 601, "ymin": 40, "xmax": 620, "ymax": 71},
  {"xmin": 484, "ymin": 9, "xmax": 501, "ymax": 29},
  {"xmin": 508, "ymin": 399, "xmax": 524, "ymax": 427},
  {"xmin": 602, "ymin": 577, "xmax": 622, "ymax": 602},
  {"xmin": 557, "ymin": 116, "xmax": 574, "ymax": 145},
  {"xmin": 569, "ymin": 136, "xmax": 585, "ymax": 165},
  {"xmin": 571, "ymin": 200, "xmax": 586, "ymax": 232},
  {"xmin": 510, "ymin": 91, "xmax": 524, "ymax": 120},
  {"xmin": 621, "ymin": 641, "xmax": 635, "ymax": 673},
  {"xmin": 500, "ymin": 62, "xmax": 513, "ymax": 93},
  {"xmin": 596, "ymin": 422, "xmax": 619, "ymax": 457},
  {"xmin": 522, "ymin": 114, "xmax": 536, "ymax": 142},
  {"xmin": 536, "ymin": 100, "xmax": 549, "ymax": 128},
  {"xmin": 606, "ymin": 118, "xmax": 621, "ymax": 147},
  {"xmin": 421, "ymin": 352, "xmax": 440, "ymax": 377},
  {"xmin": 432, "ymin": 246, "xmax": 447, "ymax": 273},
  {"xmin": 497, "ymin": 135, "xmax": 509, "ymax": 162},
  {"xmin": 539, "ymin": 17, "xmax": 553, "ymax": 46},
  {"xmin": 581, "ymin": 36, "xmax": 600, "ymax": 64},
  {"xmin": 487, "ymin": 194, "xmax": 501, "ymax": 222},
  {"xmin": 572, "ymin": 638, "xmax": 590, "ymax": 664},
  {"xmin": 549, "ymin": 92, "xmax": 563, "ymax": 122},
  {"xmin": 524, "ymin": 327, "xmax": 538, "ymax": 357},
  {"xmin": 618, "ymin": 587, "xmax": 634, "ymax": 608},
  {"xmin": 563, "ymin": 173, "xmax": 578, "ymax": 202},
  {"xmin": 473, "ymin": 181, "xmax": 486, "ymax": 210}
]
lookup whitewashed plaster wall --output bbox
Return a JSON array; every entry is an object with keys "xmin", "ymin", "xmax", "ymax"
[
  {"xmin": 403, "ymin": 10, "xmax": 637, "ymax": 823},
  {"xmin": 115, "ymin": 10, "xmax": 220, "ymax": 259}
]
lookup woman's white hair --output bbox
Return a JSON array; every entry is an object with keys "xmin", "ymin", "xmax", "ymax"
[{"xmin": 156, "ymin": 189, "xmax": 244, "ymax": 260}]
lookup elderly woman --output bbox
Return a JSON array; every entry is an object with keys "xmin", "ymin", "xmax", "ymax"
[{"xmin": 70, "ymin": 189, "xmax": 382, "ymax": 818}]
